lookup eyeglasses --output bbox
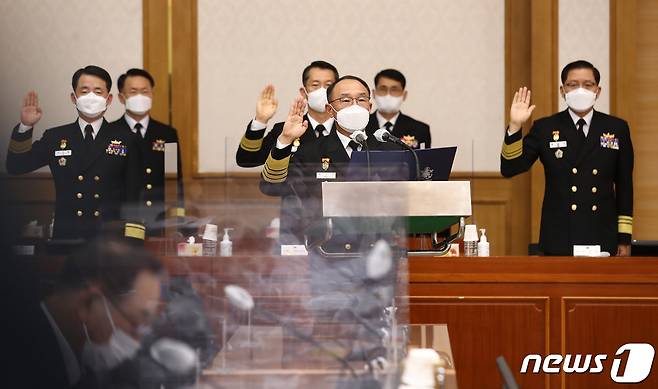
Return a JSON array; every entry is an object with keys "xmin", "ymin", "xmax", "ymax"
[{"xmin": 329, "ymin": 96, "xmax": 371, "ymax": 107}]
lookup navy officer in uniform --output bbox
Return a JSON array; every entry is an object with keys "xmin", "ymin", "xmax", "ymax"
[
  {"xmin": 6, "ymin": 65, "xmax": 143, "ymax": 240},
  {"xmin": 365, "ymin": 68, "xmax": 431, "ymax": 149},
  {"xmin": 500, "ymin": 60, "xmax": 634, "ymax": 256},
  {"xmin": 235, "ymin": 60, "xmax": 339, "ymax": 167},
  {"xmin": 113, "ymin": 68, "xmax": 184, "ymax": 235}
]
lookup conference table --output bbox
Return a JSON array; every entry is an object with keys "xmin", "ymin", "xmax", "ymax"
[{"xmin": 30, "ymin": 243, "xmax": 658, "ymax": 389}]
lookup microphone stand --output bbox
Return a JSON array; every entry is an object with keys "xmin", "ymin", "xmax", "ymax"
[{"xmin": 395, "ymin": 139, "xmax": 420, "ymax": 181}]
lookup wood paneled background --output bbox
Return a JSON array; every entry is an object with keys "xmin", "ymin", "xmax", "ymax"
[{"xmin": 3, "ymin": 0, "xmax": 656, "ymax": 255}]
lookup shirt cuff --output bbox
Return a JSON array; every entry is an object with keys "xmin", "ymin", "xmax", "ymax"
[
  {"xmin": 18, "ymin": 123, "xmax": 33, "ymax": 133},
  {"xmin": 250, "ymin": 119, "xmax": 267, "ymax": 131},
  {"xmin": 276, "ymin": 139, "xmax": 291, "ymax": 149}
]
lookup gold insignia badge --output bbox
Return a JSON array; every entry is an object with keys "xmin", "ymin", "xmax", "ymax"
[
  {"xmin": 293, "ymin": 138, "xmax": 301, "ymax": 147},
  {"xmin": 60, "ymin": 139, "xmax": 67, "ymax": 149},
  {"xmin": 552, "ymin": 131, "xmax": 560, "ymax": 141},
  {"xmin": 555, "ymin": 149, "xmax": 563, "ymax": 159},
  {"xmin": 58, "ymin": 157, "xmax": 67, "ymax": 166},
  {"xmin": 321, "ymin": 157, "xmax": 330, "ymax": 171}
]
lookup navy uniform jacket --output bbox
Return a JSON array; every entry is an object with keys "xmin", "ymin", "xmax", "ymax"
[
  {"xmin": 365, "ymin": 111, "xmax": 431, "ymax": 149},
  {"xmin": 260, "ymin": 126, "xmax": 397, "ymax": 246},
  {"xmin": 6, "ymin": 120, "xmax": 142, "ymax": 240},
  {"xmin": 500, "ymin": 109, "xmax": 634, "ymax": 255},
  {"xmin": 112, "ymin": 116, "xmax": 185, "ymax": 234},
  {"xmin": 235, "ymin": 114, "xmax": 319, "ymax": 167}
]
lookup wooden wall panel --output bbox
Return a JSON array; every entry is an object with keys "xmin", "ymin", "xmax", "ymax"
[
  {"xmin": 611, "ymin": 0, "xmax": 658, "ymax": 240},
  {"xmin": 563, "ymin": 298, "xmax": 658, "ymax": 388},
  {"xmin": 142, "ymin": 0, "xmax": 170, "ymax": 124},
  {"xmin": 530, "ymin": 0, "xmax": 558, "ymax": 243},
  {"xmin": 632, "ymin": 0, "xmax": 658, "ymax": 240},
  {"xmin": 410, "ymin": 296, "xmax": 549, "ymax": 389}
]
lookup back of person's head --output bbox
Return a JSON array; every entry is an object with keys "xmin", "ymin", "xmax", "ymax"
[
  {"xmin": 117, "ymin": 68, "xmax": 155, "ymax": 92},
  {"xmin": 56, "ymin": 239, "xmax": 163, "ymax": 296},
  {"xmin": 302, "ymin": 60, "xmax": 339, "ymax": 86},
  {"xmin": 560, "ymin": 60, "xmax": 600, "ymax": 85},
  {"xmin": 72, "ymin": 65, "xmax": 112, "ymax": 91},
  {"xmin": 374, "ymin": 68, "xmax": 406, "ymax": 89}
]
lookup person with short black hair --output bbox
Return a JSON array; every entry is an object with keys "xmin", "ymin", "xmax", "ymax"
[
  {"xmin": 365, "ymin": 68, "xmax": 431, "ymax": 149},
  {"xmin": 236, "ymin": 60, "xmax": 339, "ymax": 167},
  {"xmin": 113, "ymin": 68, "xmax": 185, "ymax": 235},
  {"xmin": 501, "ymin": 60, "xmax": 634, "ymax": 256},
  {"xmin": 6, "ymin": 65, "xmax": 143, "ymax": 240}
]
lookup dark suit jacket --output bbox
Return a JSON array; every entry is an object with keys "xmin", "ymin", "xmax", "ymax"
[
  {"xmin": 260, "ymin": 126, "xmax": 397, "ymax": 245},
  {"xmin": 501, "ymin": 109, "xmax": 634, "ymax": 255},
  {"xmin": 366, "ymin": 111, "xmax": 431, "ymax": 149},
  {"xmin": 235, "ymin": 114, "xmax": 320, "ymax": 167},
  {"xmin": 112, "ymin": 116, "xmax": 184, "ymax": 233},
  {"xmin": 6, "ymin": 120, "xmax": 142, "ymax": 239}
]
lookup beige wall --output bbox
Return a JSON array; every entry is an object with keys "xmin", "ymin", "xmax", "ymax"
[
  {"xmin": 0, "ymin": 0, "xmax": 142, "ymax": 172},
  {"xmin": 198, "ymin": 0, "xmax": 505, "ymax": 174},
  {"xmin": 558, "ymin": 0, "xmax": 610, "ymax": 113}
]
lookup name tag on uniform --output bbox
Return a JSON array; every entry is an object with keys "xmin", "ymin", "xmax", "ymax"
[
  {"xmin": 316, "ymin": 172, "xmax": 336, "ymax": 180},
  {"xmin": 55, "ymin": 150, "xmax": 72, "ymax": 156},
  {"xmin": 549, "ymin": 141, "xmax": 567, "ymax": 149}
]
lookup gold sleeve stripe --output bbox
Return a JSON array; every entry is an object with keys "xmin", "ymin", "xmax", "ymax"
[
  {"xmin": 167, "ymin": 207, "xmax": 186, "ymax": 217},
  {"xmin": 240, "ymin": 136, "xmax": 264, "ymax": 152},
  {"xmin": 501, "ymin": 139, "xmax": 523, "ymax": 160},
  {"xmin": 8, "ymin": 138, "xmax": 33, "ymax": 154},
  {"xmin": 262, "ymin": 154, "xmax": 290, "ymax": 183},
  {"xmin": 125, "ymin": 223, "xmax": 146, "ymax": 240},
  {"xmin": 618, "ymin": 215, "xmax": 633, "ymax": 234}
]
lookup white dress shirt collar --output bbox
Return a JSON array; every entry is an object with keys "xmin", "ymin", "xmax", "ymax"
[
  {"xmin": 567, "ymin": 109, "xmax": 594, "ymax": 137},
  {"xmin": 40, "ymin": 302, "xmax": 81, "ymax": 386},
  {"xmin": 307, "ymin": 115, "xmax": 333, "ymax": 137},
  {"xmin": 376, "ymin": 111, "xmax": 400, "ymax": 129},
  {"xmin": 336, "ymin": 130, "xmax": 363, "ymax": 158},
  {"xmin": 77, "ymin": 117, "xmax": 103, "ymax": 139},
  {"xmin": 124, "ymin": 114, "xmax": 150, "ymax": 137}
]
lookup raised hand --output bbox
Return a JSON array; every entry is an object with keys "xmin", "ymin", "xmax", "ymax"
[
  {"xmin": 21, "ymin": 91, "xmax": 43, "ymax": 127},
  {"xmin": 508, "ymin": 87, "xmax": 536, "ymax": 134},
  {"xmin": 279, "ymin": 96, "xmax": 308, "ymax": 145},
  {"xmin": 255, "ymin": 84, "xmax": 278, "ymax": 124}
]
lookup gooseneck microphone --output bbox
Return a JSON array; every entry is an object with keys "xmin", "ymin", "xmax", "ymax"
[
  {"xmin": 353, "ymin": 130, "xmax": 371, "ymax": 180},
  {"xmin": 373, "ymin": 129, "xmax": 421, "ymax": 180}
]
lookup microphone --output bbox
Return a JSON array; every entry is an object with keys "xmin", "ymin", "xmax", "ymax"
[
  {"xmin": 352, "ymin": 130, "xmax": 371, "ymax": 180},
  {"xmin": 373, "ymin": 129, "xmax": 421, "ymax": 181},
  {"xmin": 224, "ymin": 284, "xmax": 358, "ymax": 377}
]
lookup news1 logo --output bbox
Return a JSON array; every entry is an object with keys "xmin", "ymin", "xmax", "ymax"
[{"xmin": 520, "ymin": 343, "xmax": 655, "ymax": 383}]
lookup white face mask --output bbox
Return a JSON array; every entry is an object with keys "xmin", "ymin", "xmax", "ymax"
[
  {"xmin": 76, "ymin": 92, "xmax": 108, "ymax": 117},
  {"xmin": 374, "ymin": 94, "xmax": 403, "ymax": 114},
  {"xmin": 305, "ymin": 87, "xmax": 328, "ymax": 113},
  {"xmin": 564, "ymin": 87, "xmax": 597, "ymax": 113},
  {"xmin": 333, "ymin": 104, "xmax": 371, "ymax": 132},
  {"xmin": 81, "ymin": 296, "xmax": 141, "ymax": 373},
  {"xmin": 125, "ymin": 94, "xmax": 152, "ymax": 115}
]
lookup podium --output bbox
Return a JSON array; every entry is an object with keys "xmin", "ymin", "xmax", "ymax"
[{"xmin": 316, "ymin": 181, "xmax": 472, "ymax": 257}]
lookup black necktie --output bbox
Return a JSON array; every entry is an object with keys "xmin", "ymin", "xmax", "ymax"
[
  {"xmin": 84, "ymin": 124, "xmax": 94, "ymax": 153},
  {"xmin": 348, "ymin": 141, "xmax": 361, "ymax": 155},
  {"xmin": 384, "ymin": 121, "xmax": 393, "ymax": 133},
  {"xmin": 134, "ymin": 122, "xmax": 143, "ymax": 138},
  {"xmin": 315, "ymin": 124, "xmax": 326, "ymax": 138},
  {"xmin": 576, "ymin": 118, "xmax": 587, "ymax": 140}
]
